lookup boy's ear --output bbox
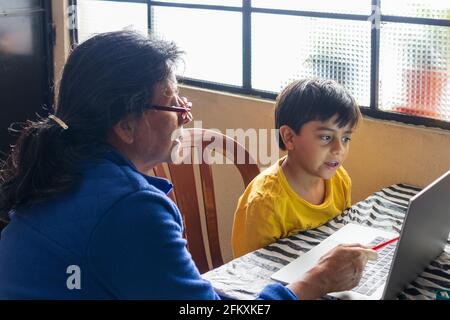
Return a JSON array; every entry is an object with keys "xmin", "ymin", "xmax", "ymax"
[
  {"xmin": 111, "ymin": 116, "xmax": 137, "ymax": 145},
  {"xmin": 279, "ymin": 125, "xmax": 297, "ymax": 151}
]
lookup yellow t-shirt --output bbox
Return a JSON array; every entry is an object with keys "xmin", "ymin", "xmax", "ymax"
[{"xmin": 231, "ymin": 156, "xmax": 352, "ymax": 258}]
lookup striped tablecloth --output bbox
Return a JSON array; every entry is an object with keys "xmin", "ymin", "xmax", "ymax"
[{"xmin": 203, "ymin": 184, "xmax": 450, "ymax": 300}]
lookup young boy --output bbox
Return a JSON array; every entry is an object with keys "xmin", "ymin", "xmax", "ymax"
[{"xmin": 232, "ymin": 79, "xmax": 362, "ymax": 258}]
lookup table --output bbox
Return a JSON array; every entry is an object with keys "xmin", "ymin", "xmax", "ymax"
[{"xmin": 203, "ymin": 184, "xmax": 450, "ymax": 300}]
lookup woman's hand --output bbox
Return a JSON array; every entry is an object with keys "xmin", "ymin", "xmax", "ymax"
[{"xmin": 287, "ymin": 244, "xmax": 378, "ymax": 300}]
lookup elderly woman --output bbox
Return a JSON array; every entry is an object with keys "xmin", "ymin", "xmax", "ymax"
[{"xmin": 0, "ymin": 31, "xmax": 375, "ymax": 299}]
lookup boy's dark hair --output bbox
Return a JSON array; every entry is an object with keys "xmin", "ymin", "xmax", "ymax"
[{"xmin": 275, "ymin": 79, "xmax": 361, "ymax": 150}]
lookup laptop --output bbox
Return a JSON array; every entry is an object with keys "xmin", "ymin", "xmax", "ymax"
[{"xmin": 271, "ymin": 170, "xmax": 450, "ymax": 300}]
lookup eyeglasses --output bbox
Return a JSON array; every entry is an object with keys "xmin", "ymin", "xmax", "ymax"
[{"xmin": 147, "ymin": 101, "xmax": 193, "ymax": 125}]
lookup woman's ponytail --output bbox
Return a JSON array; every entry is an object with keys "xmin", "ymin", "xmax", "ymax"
[{"xmin": 0, "ymin": 117, "xmax": 75, "ymax": 221}]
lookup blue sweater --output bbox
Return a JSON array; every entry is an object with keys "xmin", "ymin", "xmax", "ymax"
[{"xmin": 0, "ymin": 148, "xmax": 296, "ymax": 300}]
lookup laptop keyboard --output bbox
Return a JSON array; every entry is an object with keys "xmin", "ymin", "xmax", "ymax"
[{"xmin": 352, "ymin": 236, "xmax": 397, "ymax": 296}]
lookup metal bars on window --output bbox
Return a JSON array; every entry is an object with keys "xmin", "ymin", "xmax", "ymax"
[{"xmin": 72, "ymin": 0, "xmax": 450, "ymax": 130}]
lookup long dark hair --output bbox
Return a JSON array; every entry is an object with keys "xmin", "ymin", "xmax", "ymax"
[{"xmin": 0, "ymin": 31, "xmax": 182, "ymax": 221}]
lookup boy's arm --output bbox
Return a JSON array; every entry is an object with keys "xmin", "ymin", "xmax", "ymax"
[{"xmin": 232, "ymin": 196, "xmax": 281, "ymax": 258}]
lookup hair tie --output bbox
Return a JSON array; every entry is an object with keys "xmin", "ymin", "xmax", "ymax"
[{"xmin": 48, "ymin": 115, "xmax": 69, "ymax": 130}]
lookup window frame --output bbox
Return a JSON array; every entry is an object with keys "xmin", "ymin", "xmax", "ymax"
[{"xmin": 71, "ymin": 0, "xmax": 450, "ymax": 130}]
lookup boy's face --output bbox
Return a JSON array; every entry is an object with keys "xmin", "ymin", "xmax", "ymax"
[{"xmin": 285, "ymin": 115, "xmax": 354, "ymax": 180}]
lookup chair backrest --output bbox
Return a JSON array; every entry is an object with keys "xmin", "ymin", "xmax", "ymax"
[{"xmin": 153, "ymin": 128, "xmax": 260, "ymax": 273}]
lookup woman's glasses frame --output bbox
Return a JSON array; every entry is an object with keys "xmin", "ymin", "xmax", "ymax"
[{"xmin": 146, "ymin": 102, "xmax": 193, "ymax": 124}]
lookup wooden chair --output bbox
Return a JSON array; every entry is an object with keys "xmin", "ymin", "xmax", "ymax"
[{"xmin": 152, "ymin": 128, "xmax": 260, "ymax": 273}]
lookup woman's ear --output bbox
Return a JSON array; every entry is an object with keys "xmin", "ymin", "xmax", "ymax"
[
  {"xmin": 279, "ymin": 125, "xmax": 296, "ymax": 151},
  {"xmin": 111, "ymin": 116, "xmax": 137, "ymax": 145}
]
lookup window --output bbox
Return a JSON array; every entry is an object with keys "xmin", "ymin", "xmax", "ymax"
[
  {"xmin": 74, "ymin": 0, "xmax": 148, "ymax": 43},
  {"xmin": 73, "ymin": 0, "xmax": 450, "ymax": 129},
  {"xmin": 151, "ymin": 5, "xmax": 242, "ymax": 86},
  {"xmin": 251, "ymin": 15, "xmax": 371, "ymax": 106}
]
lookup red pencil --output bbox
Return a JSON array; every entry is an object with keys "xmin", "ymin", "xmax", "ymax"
[{"xmin": 372, "ymin": 236, "xmax": 400, "ymax": 251}]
